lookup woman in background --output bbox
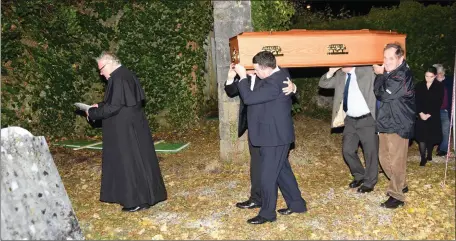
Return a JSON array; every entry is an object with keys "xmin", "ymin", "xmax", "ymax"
[{"xmin": 414, "ymin": 66, "xmax": 444, "ymax": 166}]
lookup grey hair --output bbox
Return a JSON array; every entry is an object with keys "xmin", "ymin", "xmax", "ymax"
[
  {"xmin": 96, "ymin": 51, "xmax": 121, "ymax": 65},
  {"xmin": 432, "ymin": 64, "xmax": 445, "ymax": 74},
  {"xmin": 384, "ymin": 42, "xmax": 405, "ymax": 58}
]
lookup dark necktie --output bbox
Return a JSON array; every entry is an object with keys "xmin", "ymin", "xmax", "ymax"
[{"xmin": 343, "ymin": 73, "xmax": 351, "ymax": 112}]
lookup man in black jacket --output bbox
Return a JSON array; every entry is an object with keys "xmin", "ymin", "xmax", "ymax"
[
  {"xmin": 373, "ymin": 43, "xmax": 415, "ymax": 209},
  {"xmin": 224, "ymin": 64, "xmax": 297, "ymax": 210}
]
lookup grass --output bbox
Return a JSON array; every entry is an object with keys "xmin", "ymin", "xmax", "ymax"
[{"xmin": 51, "ymin": 115, "xmax": 455, "ymax": 240}]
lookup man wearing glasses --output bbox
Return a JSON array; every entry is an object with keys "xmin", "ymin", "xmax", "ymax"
[{"xmin": 86, "ymin": 52, "xmax": 167, "ymax": 212}]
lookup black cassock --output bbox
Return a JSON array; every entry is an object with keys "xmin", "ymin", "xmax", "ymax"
[{"xmin": 88, "ymin": 65, "xmax": 167, "ymax": 208}]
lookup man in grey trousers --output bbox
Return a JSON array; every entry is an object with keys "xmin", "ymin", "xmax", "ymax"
[{"xmin": 319, "ymin": 66, "xmax": 378, "ymax": 193}]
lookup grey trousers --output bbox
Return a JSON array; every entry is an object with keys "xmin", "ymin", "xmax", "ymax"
[{"xmin": 342, "ymin": 115, "xmax": 379, "ymax": 188}]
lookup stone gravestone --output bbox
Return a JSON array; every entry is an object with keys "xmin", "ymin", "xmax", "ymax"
[{"xmin": 1, "ymin": 127, "xmax": 84, "ymax": 240}]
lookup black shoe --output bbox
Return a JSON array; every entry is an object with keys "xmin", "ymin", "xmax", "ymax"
[
  {"xmin": 419, "ymin": 159, "xmax": 427, "ymax": 166},
  {"xmin": 380, "ymin": 197, "xmax": 404, "ymax": 209},
  {"xmin": 277, "ymin": 207, "xmax": 307, "ymax": 215},
  {"xmin": 349, "ymin": 179, "xmax": 364, "ymax": 188},
  {"xmin": 247, "ymin": 215, "xmax": 275, "ymax": 224},
  {"xmin": 121, "ymin": 204, "xmax": 150, "ymax": 212},
  {"xmin": 236, "ymin": 200, "xmax": 261, "ymax": 209},
  {"xmin": 402, "ymin": 186, "xmax": 409, "ymax": 193},
  {"xmin": 436, "ymin": 151, "xmax": 447, "ymax": 157},
  {"xmin": 357, "ymin": 185, "xmax": 374, "ymax": 193}
]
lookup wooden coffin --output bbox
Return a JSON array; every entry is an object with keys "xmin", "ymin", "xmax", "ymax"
[{"xmin": 229, "ymin": 29, "xmax": 406, "ymax": 69}]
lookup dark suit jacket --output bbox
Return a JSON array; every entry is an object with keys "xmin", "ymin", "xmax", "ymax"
[
  {"xmin": 237, "ymin": 69, "xmax": 295, "ymax": 147},
  {"xmin": 225, "ymin": 75, "xmax": 260, "ymax": 137},
  {"xmin": 224, "ymin": 68, "xmax": 296, "ymax": 138}
]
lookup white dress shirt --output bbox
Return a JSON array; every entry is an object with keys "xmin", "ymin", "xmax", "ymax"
[{"xmin": 344, "ymin": 68, "xmax": 370, "ymax": 117}]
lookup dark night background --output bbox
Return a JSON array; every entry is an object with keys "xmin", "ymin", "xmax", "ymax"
[
  {"xmin": 288, "ymin": 0, "xmax": 455, "ymax": 78},
  {"xmin": 301, "ymin": 0, "xmax": 455, "ymax": 16}
]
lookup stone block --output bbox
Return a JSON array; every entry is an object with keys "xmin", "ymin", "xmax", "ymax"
[
  {"xmin": 212, "ymin": 0, "xmax": 232, "ymax": 10},
  {"xmin": 219, "ymin": 121, "xmax": 231, "ymax": 140},
  {"xmin": 214, "ymin": 0, "xmax": 252, "ymax": 163},
  {"xmin": 219, "ymin": 139, "xmax": 248, "ymax": 163},
  {"xmin": 216, "ymin": 65, "xmax": 230, "ymax": 84},
  {"xmin": 228, "ymin": 102, "xmax": 240, "ymax": 123},
  {"xmin": 1, "ymin": 127, "xmax": 84, "ymax": 240}
]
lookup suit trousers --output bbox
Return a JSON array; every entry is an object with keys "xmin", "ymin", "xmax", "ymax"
[
  {"xmin": 258, "ymin": 144, "xmax": 307, "ymax": 220},
  {"xmin": 248, "ymin": 138, "xmax": 261, "ymax": 203},
  {"xmin": 378, "ymin": 133, "xmax": 408, "ymax": 202},
  {"xmin": 342, "ymin": 115, "xmax": 379, "ymax": 188},
  {"xmin": 439, "ymin": 109, "xmax": 450, "ymax": 153}
]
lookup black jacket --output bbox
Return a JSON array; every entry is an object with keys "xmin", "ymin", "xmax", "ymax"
[
  {"xmin": 237, "ymin": 69, "xmax": 295, "ymax": 146},
  {"xmin": 374, "ymin": 61, "xmax": 416, "ymax": 139},
  {"xmin": 224, "ymin": 75, "xmax": 259, "ymax": 137}
]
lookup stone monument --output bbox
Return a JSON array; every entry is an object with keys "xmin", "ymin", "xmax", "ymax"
[
  {"xmin": 213, "ymin": 0, "xmax": 253, "ymax": 162},
  {"xmin": 1, "ymin": 127, "xmax": 84, "ymax": 240}
]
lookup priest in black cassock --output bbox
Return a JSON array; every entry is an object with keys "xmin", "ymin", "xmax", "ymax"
[{"xmin": 86, "ymin": 52, "xmax": 167, "ymax": 212}]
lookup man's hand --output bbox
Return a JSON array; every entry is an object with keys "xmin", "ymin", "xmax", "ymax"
[
  {"xmin": 419, "ymin": 112, "xmax": 426, "ymax": 120},
  {"xmin": 282, "ymin": 77, "xmax": 296, "ymax": 95},
  {"xmin": 326, "ymin": 67, "xmax": 341, "ymax": 78},
  {"xmin": 329, "ymin": 67, "xmax": 341, "ymax": 74},
  {"xmin": 373, "ymin": 64, "xmax": 384, "ymax": 75},
  {"xmin": 419, "ymin": 112, "xmax": 431, "ymax": 121},
  {"xmin": 234, "ymin": 64, "xmax": 247, "ymax": 80},
  {"xmin": 91, "ymin": 104, "xmax": 98, "ymax": 108},
  {"xmin": 228, "ymin": 63, "xmax": 237, "ymax": 80}
]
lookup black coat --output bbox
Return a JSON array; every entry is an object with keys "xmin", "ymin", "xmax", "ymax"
[
  {"xmin": 415, "ymin": 80, "xmax": 444, "ymax": 144},
  {"xmin": 88, "ymin": 65, "xmax": 167, "ymax": 208},
  {"xmin": 237, "ymin": 69, "xmax": 295, "ymax": 147},
  {"xmin": 374, "ymin": 61, "xmax": 416, "ymax": 139}
]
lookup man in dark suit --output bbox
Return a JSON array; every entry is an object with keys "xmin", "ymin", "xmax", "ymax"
[
  {"xmin": 233, "ymin": 51, "xmax": 307, "ymax": 224},
  {"xmin": 225, "ymin": 66, "xmax": 297, "ymax": 210}
]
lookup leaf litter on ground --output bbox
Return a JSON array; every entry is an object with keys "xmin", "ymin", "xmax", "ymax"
[{"xmin": 51, "ymin": 115, "xmax": 455, "ymax": 240}]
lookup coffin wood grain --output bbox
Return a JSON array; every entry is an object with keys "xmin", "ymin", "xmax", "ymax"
[{"xmin": 229, "ymin": 29, "xmax": 406, "ymax": 69}]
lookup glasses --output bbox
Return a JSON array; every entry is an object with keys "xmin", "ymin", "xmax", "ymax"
[{"xmin": 99, "ymin": 64, "xmax": 107, "ymax": 71}]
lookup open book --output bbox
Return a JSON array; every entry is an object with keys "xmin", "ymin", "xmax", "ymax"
[{"xmin": 74, "ymin": 102, "xmax": 92, "ymax": 112}]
